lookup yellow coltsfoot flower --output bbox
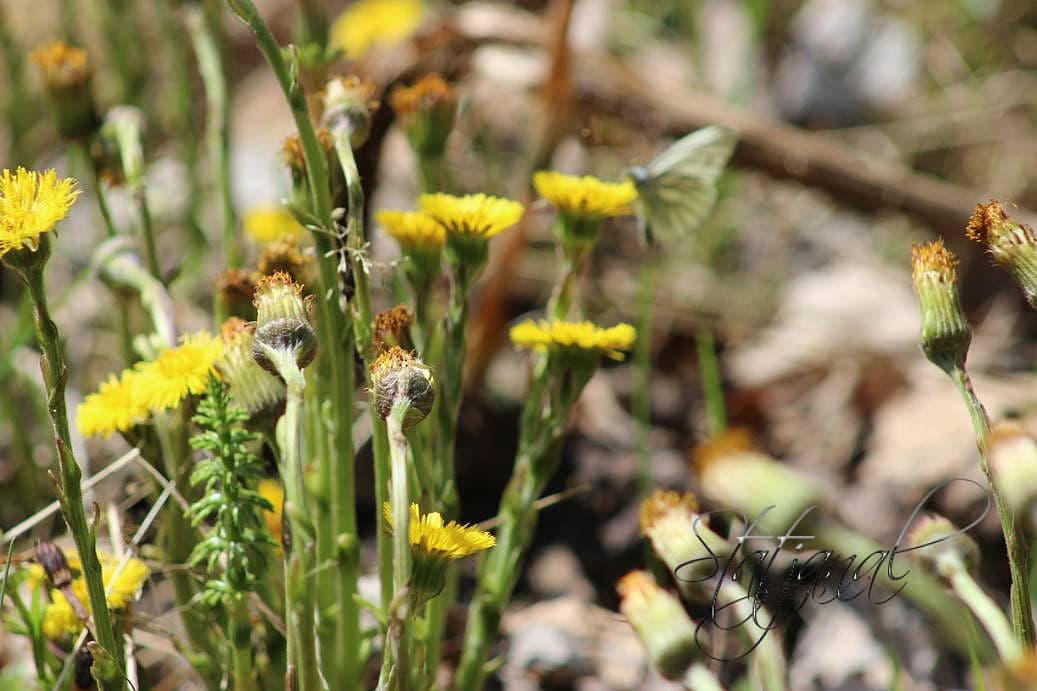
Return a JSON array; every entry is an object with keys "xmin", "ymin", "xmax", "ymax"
[
  {"xmin": 40, "ymin": 551, "xmax": 150, "ymax": 640},
  {"xmin": 391, "ymin": 73, "xmax": 458, "ymax": 160},
  {"xmin": 77, "ymin": 370, "xmax": 150, "ymax": 438},
  {"xmin": 0, "ymin": 168, "xmax": 79, "ymax": 260},
  {"xmin": 420, "ymin": 193, "xmax": 524, "ymax": 241},
  {"xmin": 533, "ymin": 171, "xmax": 637, "ymax": 221},
  {"xmin": 330, "ymin": 0, "xmax": 425, "ymax": 59},
  {"xmin": 384, "ymin": 502, "xmax": 495, "ymax": 603},
  {"xmin": 510, "ymin": 319, "xmax": 636, "ymax": 360},
  {"xmin": 135, "ymin": 332, "xmax": 224, "ymax": 411},
  {"xmin": 377, "ymin": 209, "xmax": 445, "ymax": 251},
  {"xmin": 243, "ymin": 206, "xmax": 305, "ymax": 244}
]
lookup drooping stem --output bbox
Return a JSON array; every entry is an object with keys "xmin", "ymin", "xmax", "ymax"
[
  {"xmin": 16, "ymin": 251, "xmax": 124, "ymax": 690},
  {"xmin": 943, "ymin": 555, "xmax": 1021, "ymax": 663},
  {"xmin": 950, "ymin": 365, "xmax": 1035, "ymax": 646}
]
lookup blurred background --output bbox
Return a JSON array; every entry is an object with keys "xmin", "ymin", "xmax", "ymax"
[{"xmin": 1, "ymin": 0, "xmax": 1036, "ymax": 688}]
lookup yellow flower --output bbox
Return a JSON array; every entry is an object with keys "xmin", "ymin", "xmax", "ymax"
[
  {"xmin": 330, "ymin": 0, "xmax": 424, "ymax": 59},
  {"xmin": 216, "ymin": 318, "xmax": 286, "ymax": 415},
  {"xmin": 0, "ymin": 168, "xmax": 79, "ymax": 259},
  {"xmin": 377, "ymin": 209, "xmax": 445, "ymax": 251},
  {"xmin": 135, "ymin": 332, "xmax": 224, "ymax": 411},
  {"xmin": 259, "ymin": 479, "xmax": 284, "ymax": 545},
  {"xmin": 384, "ymin": 502, "xmax": 495, "ymax": 560},
  {"xmin": 77, "ymin": 370, "xmax": 150, "ymax": 438},
  {"xmin": 419, "ymin": 193, "xmax": 524, "ymax": 241},
  {"xmin": 533, "ymin": 171, "xmax": 637, "ymax": 220},
  {"xmin": 41, "ymin": 552, "xmax": 149, "ymax": 640},
  {"xmin": 510, "ymin": 320, "xmax": 637, "ymax": 360},
  {"xmin": 243, "ymin": 206, "xmax": 305, "ymax": 244}
]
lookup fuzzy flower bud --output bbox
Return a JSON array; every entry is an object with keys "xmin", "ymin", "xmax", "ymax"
[
  {"xmin": 216, "ymin": 318, "xmax": 286, "ymax": 416},
  {"xmin": 370, "ymin": 346, "xmax": 435, "ymax": 427},
  {"xmin": 31, "ymin": 41, "xmax": 99, "ymax": 141},
  {"xmin": 617, "ymin": 571, "xmax": 699, "ymax": 680},
  {"xmin": 989, "ymin": 422, "xmax": 1037, "ymax": 516},
  {"xmin": 905, "ymin": 514, "xmax": 979, "ymax": 579},
  {"xmin": 967, "ymin": 201, "xmax": 1037, "ymax": 308},
  {"xmin": 252, "ymin": 272, "xmax": 317, "ymax": 375},
  {"xmin": 390, "ymin": 73, "xmax": 458, "ymax": 160},
  {"xmin": 692, "ymin": 428, "xmax": 822, "ymax": 538},
  {"xmin": 321, "ymin": 76, "xmax": 378, "ymax": 148},
  {"xmin": 911, "ymin": 239, "xmax": 971, "ymax": 373},
  {"xmin": 641, "ymin": 490, "xmax": 729, "ymax": 591}
]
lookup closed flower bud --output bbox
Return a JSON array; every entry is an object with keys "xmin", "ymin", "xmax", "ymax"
[
  {"xmin": 911, "ymin": 239, "xmax": 971, "ymax": 373},
  {"xmin": 905, "ymin": 514, "xmax": 979, "ymax": 579},
  {"xmin": 692, "ymin": 428, "xmax": 822, "ymax": 538},
  {"xmin": 252, "ymin": 272, "xmax": 317, "ymax": 375},
  {"xmin": 321, "ymin": 76, "xmax": 378, "ymax": 148},
  {"xmin": 989, "ymin": 422, "xmax": 1037, "ymax": 515},
  {"xmin": 31, "ymin": 41, "xmax": 99, "ymax": 141},
  {"xmin": 370, "ymin": 346, "xmax": 434, "ymax": 427},
  {"xmin": 641, "ymin": 490, "xmax": 729, "ymax": 593},
  {"xmin": 967, "ymin": 201, "xmax": 1037, "ymax": 308},
  {"xmin": 390, "ymin": 73, "xmax": 458, "ymax": 160},
  {"xmin": 617, "ymin": 571, "xmax": 699, "ymax": 680}
]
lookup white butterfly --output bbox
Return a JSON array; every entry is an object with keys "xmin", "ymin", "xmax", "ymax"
[{"xmin": 628, "ymin": 126, "xmax": 738, "ymax": 246}]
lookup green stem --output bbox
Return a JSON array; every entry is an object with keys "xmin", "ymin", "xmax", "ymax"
[
  {"xmin": 229, "ymin": 598, "xmax": 255, "ymax": 691},
  {"xmin": 134, "ymin": 188, "xmax": 163, "ymax": 283},
  {"xmin": 683, "ymin": 665, "xmax": 725, "ymax": 691},
  {"xmin": 717, "ymin": 581, "xmax": 786, "ymax": 691},
  {"xmin": 696, "ymin": 326, "xmax": 725, "ymax": 435},
  {"xmin": 417, "ymin": 155, "xmax": 447, "ymax": 194},
  {"xmin": 15, "ymin": 250, "xmax": 124, "ymax": 690},
  {"xmin": 944, "ymin": 555, "xmax": 1021, "ymax": 662},
  {"xmin": 546, "ymin": 242, "xmax": 590, "ymax": 322},
  {"xmin": 950, "ymin": 365, "xmax": 1035, "ymax": 646},
  {"xmin": 387, "ymin": 402, "xmax": 413, "ymax": 689},
  {"xmin": 186, "ymin": 3, "xmax": 238, "ymax": 268}
]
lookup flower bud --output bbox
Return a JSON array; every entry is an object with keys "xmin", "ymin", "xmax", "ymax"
[
  {"xmin": 258, "ymin": 235, "xmax": 312, "ymax": 284},
  {"xmin": 989, "ymin": 422, "xmax": 1037, "ymax": 516},
  {"xmin": 217, "ymin": 318, "xmax": 286, "ymax": 416},
  {"xmin": 641, "ymin": 490, "xmax": 729, "ymax": 592},
  {"xmin": 321, "ymin": 76, "xmax": 378, "ymax": 148},
  {"xmin": 967, "ymin": 201, "xmax": 1037, "ymax": 308},
  {"xmin": 252, "ymin": 272, "xmax": 317, "ymax": 375},
  {"xmin": 370, "ymin": 346, "xmax": 435, "ymax": 427},
  {"xmin": 692, "ymin": 428, "xmax": 822, "ymax": 538},
  {"xmin": 374, "ymin": 304, "xmax": 414, "ymax": 349},
  {"xmin": 617, "ymin": 571, "xmax": 699, "ymax": 680},
  {"xmin": 31, "ymin": 41, "xmax": 99, "ymax": 141},
  {"xmin": 217, "ymin": 268, "xmax": 257, "ymax": 320},
  {"xmin": 390, "ymin": 73, "xmax": 458, "ymax": 161},
  {"xmin": 910, "ymin": 239, "xmax": 971, "ymax": 373},
  {"xmin": 905, "ymin": 514, "xmax": 979, "ymax": 579}
]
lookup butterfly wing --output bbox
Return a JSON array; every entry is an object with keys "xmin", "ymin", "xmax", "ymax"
[{"xmin": 631, "ymin": 126, "xmax": 738, "ymax": 246}]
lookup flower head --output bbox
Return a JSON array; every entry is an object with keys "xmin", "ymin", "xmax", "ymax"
[
  {"xmin": 617, "ymin": 571, "xmax": 698, "ymax": 680},
  {"xmin": 244, "ymin": 206, "xmax": 305, "ymax": 244},
  {"xmin": 640, "ymin": 489, "xmax": 728, "ymax": 590},
  {"xmin": 911, "ymin": 239, "xmax": 971, "ymax": 372},
  {"xmin": 31, "ymin": 42, "xmax": 98, "ymax": 140},
  {"xmin": 40, "ymin": 551, "xmax": 149, "ymax": 640},
  {"xmin": 510, "ymin": 319, "xmax": 636, "ymax": 360},
  {"xmin": 390, "ymin": 73, "xmax": 458, "ymax": 159},
  {"xmin": 258, "ymin": 235, "xmax": 311, "ymax": 283},
  {"xmin": 135, "ymin": 332, "xmax": 224, "ymax": 411},
  {"xmin": 77, "ymin": 370, "xmax": 150, "ymax": 438},
  {"xmin": 370, "ymin": 346, "xmax": 435, "ymax": 426},
  {"xmin": 216, "ymin": 318, "xmax": 286, "ymax": 416},
  {"xmin": 377, "ymin": 210, "xmax": 445, "ymax": 251},
  {"xmin": 0, "ymin": 168, "xmax": 79, "ymax": 259},
  {"xmin": 31, "ymin": 41, "xmax": 90, "ymax": 88},
  {"xmin": 905, "ymin": 514, "xmax": 979, "ymax": 579},
  {"xmin": 534, "ymin": 172, "xmax": 637, "ymax": 220},
  {"xmin": 252, "ymin": 272, "xmax": 317, "ymax": 374},
  {"xmin": 420, "ymin": 193, "xmax": 524, "ymax": 241},
  {"xmin": 330, "ymin": 0, "xmax": 424, "ymax": 59},
  {"xmin": 966, "ymin": 201, "xmax": 1037, "ymax": 308},
  {"xmin": 322, "ymin": 76, "xmax": 379, "ymax": 147}
]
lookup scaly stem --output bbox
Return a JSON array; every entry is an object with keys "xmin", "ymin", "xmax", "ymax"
[
  {"xmin": 433, "ymin": 259, "xmax": 470, "ymax": 517},
  {"xmin": 186, "ymin": 3, "xmax": 238, "ymax": 267},
  {"xmin": 950, "ymin": 365, "xmax": 1035, "ymax": 646},
  {"xmin": 15, "ymin": 250, "xmax": 124, "ymax": 690},
  {"xmin": 226, "ymin": 2, "xmax": 361, "ymax": 684},
  {"xmin": 943, "ymin": 554, "xmax": 1021, "ymax": 662},
  {"xmin": 387, "ymin": 402, "xmax": 413, "ymax": 689}
]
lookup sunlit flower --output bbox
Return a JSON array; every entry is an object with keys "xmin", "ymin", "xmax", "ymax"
[
  {"xmin": 0, "ymin": 168, "xmax": 79, "ymax": 259},
  {"xmin": 135, "ymin": 332, "xmax": 224, "ymax": 411},
  {"xmin": 41, "ymin": 551, "xmax": 149, "ymax": 640},
  {"xmin": 243, "ymin": 206, "xmax": 305, "ymax": 244},
  {"xmin": 509, "ymin": 319, "xmax": 636, "ymax": 360},
  {"xmin": 384, "ymin": 502, "xmax": 495, "ymax": 560},
  {"xmin": 377, "ymin": 210, "xmax": 445, "ymax": 250},
  {"xmin": 77, "ymin": 370, "xmax": 150, "ymax": 438},
  {"xmin": 330, "ymin": 0, "xmax": 425, "ymax": 59},
  {"xmin": 258, "ymin": 479, "xmax": 284, "ymax": 545},
  {"xmin": 419, "ymin": 193, "xmax": 524, "ymax": 241},
  {"xmin": 533, "ymin": 171, "xmax": 637, "ymax": 220}
]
